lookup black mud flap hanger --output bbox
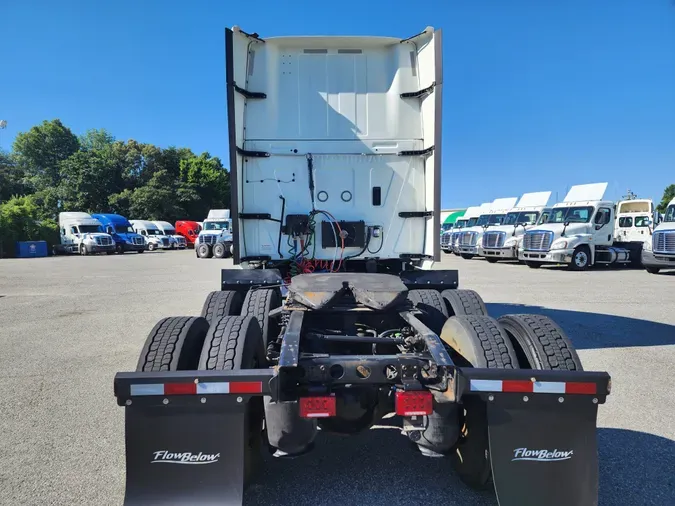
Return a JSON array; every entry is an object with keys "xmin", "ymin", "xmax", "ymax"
[
  {"xmin": 459, "ymin": 368, "xmax": 611, "ymax": 506},
  {"xmin": 221, "ymin": 268, "xmax": 283, "ymax": 291},
  {"xmin": 115, "ymin": 369, "xmax": 277, "ymax": 506}
]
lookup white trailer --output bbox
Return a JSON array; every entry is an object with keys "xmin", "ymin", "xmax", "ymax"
[
  {"xmin": 518, "ymin": 183, "xmax": 652, "ymax": 270},
  {"xmin": 457, "ymin": 198, "xmax": 517, "ymax": 259},
  {"xmin": 55, "ymin": 212, "xmax": 115, "ymax": 255},
  {"xmin": 478, "ymin": 191, "xmax": 552, "ymax": 263},
  {"xmin": 642, "ymin": 196, "xmax": 675, "ymax": 274}
]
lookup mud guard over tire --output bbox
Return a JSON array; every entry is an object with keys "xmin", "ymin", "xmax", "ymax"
[
  {"xmin": 487, "ymin": 395, "xmax": 600, "ymax": 506},
  {"xmin": 199, "ymin": 316, "xmax": 266, "ymax": 490},
  {"xmin": 440, "ymin": 315, "xmax": 519, "ymax": 489},
  {"xmin": 406, "ymin": 289, "xmax": 448, "ymax": 334}
]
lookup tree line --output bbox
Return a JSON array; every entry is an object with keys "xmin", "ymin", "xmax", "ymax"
[{"xmin": 0, "ymin": 119, "xmax": 230, "ymax": 256}]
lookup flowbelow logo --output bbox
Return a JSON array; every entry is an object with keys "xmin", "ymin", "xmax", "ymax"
[
  {"xmin": 151, "ymin": 450, "xmax": 220, "ymax": 465},
  {"xmin": 512, "ymin": 448, "xmax": 574, "ymax": 462}
]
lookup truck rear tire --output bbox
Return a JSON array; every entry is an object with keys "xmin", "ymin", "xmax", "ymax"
[
  {"xmin": 136, "ymin": 316, "xmax": 210, "ymax": 372},
  {"xmin": 198, "ymin": 316, "xmax": 265, "ymax": 485},
  {"xmin": 241, "ymin": 288, "xmax": 281, "ymax": 349},
  {"xmin": 441, "ymin": 316, "xmax": 519, "ymax": 490},
  {"xmin": 213, "ymin": 243, "xmax": 226, "ymax": 258},
  {"xmin": 201, "ymin": 290, "xmax": 243, "ymax": 324},
  {"xmin": 441, "ymin": 289, "xmax": 487, "ymax": 317},
  {"xmin": 497, "ymin": 314, "xmax": 583, "ymax": 371},
  {"xmin": 406, "ymin": 289, "xmax": 448, "ymax": 334}
]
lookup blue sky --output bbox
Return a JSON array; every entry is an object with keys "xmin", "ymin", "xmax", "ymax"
[{"xmin": 2, "ymin": 0, "xmax": 674, "ymax": 207}]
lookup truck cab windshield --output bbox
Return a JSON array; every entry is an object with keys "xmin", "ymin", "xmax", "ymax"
[
  {"xmin": 486, "ymin": 214, "xmax": 506, "ymax": 226},
  {"xmin": 466, "ymin": 217, "xmax": 478, "ymax": 227},
  {"xmin": 664, "ymin": 205, "xmax": 675, "ymax": 223},
  {"xmin": 504, "ymin": 211, "xmax": 539, "ymax": 226},
  {"xmin": 78, "ymin": 225, "xmax": 101, "ymax": 234},
  {"xmin": 548, "ymin": 206, "xmax": 594, "ymax": 224},
  {"xmin": 146, "ymin": 229, "xmax": 161, "ymax": 236},
  {"xmin": 116, "ymin": 225, "xmax": 135, "ymax": 234},
  {"xmin": 204, "ymin": 222, "xmax": 230, "ymax": 231},
  {"xmin": 455, "ymin": 219, "xmax": 467, "ymax": 229},
  {"xmin": 476, "ymin": 215, "xmax": 490, "ymax": 227}
]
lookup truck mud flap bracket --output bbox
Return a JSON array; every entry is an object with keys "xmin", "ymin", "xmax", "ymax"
[{"xmin": 486, "ymin": 394, "xmax": 600, "ymax": 506}]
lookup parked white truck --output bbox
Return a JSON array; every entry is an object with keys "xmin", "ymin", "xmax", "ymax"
[
  {"xmin": 152, "ymin": 221, "xmax": 187, "ymax": 249},
  {"xmin": 457, "ymin": 198, "xmax": 518, "ymax": 259},
  {"xmin": 519, "ymin": 182, "xmax": 651, "ymax": 270},
  {"xmin": 441, "ymin": 206, "xmax": 477, "ymax": 254},
  {"xmin": 54, "ymin": 212, "xmax": 115, "ymax": 255},
  {"xmin": 196, "ymin": 209, "xmax": 233, "ymax": 258},
  {"xmin": 130, "ymin": 220, "xmax": 172, "ymax": 251},
  {"xmin": 642, "ymin": 196, "xmax": 675, "ymax": 274},
  {"xmin": 478, "ymin": 191, "xmax": 551, "ymax": 263}
]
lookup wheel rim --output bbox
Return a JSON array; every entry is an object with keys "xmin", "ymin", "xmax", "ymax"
[{"xmin": 574, "ymin": 251, "xmax": 588, "ymax": 267}]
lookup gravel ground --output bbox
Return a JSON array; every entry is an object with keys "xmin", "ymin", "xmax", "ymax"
[{"xmin": 0, "ymin": 251, "xmax": 674, "ymax": 506}]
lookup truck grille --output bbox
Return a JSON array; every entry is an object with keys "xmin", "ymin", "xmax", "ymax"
[
  {"xmin": 96, "ymin": 236, "xmax": 113, "ymax": 246},
  {"xmin": 161, "ymin": 237, "xmax": 170, "ymax": 247},
  {"xmin": 523, "ymin": 231, "xmax": 553, "ymax": 251},
  {"xmin": 441, "ymin": 233, "xmax": 451, "ymax": 247},
  {"xmin": 653, "ymin": 231, "xmax": 675, "ymax": 254},
  {"xmin": 199, "ymin": 235, "xmax": 216, "ymax": 245},
  {"xmin": 133, "ymin": 237, "xmax": 144, "ymax": 246},
  {"xmin": 459, "ymin": 231, "xmax": 477, "ymax": 246},
  {"xmin": 482, "ymin": 231, "xmax": 505, "ymax": 249},
  {"xmin": 451, "ymin": 232, "xmax": 461, "ymax": 247}
]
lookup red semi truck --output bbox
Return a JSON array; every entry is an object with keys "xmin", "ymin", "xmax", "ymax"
[{"xmin": 175, "ymin": 220, "xmax": 201, "ymax": 248}]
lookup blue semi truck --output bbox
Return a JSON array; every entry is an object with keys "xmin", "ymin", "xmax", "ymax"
[{"xmin": 92, "ymin": 214, "xmax": 147, "ymax": 254}]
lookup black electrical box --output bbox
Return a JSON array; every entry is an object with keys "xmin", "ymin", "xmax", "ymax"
[
  {"xmin": 321, "ymin": 220, "xmax": 366, "ymax": 248},
  {"xmin": 285, "ymin": 214, "xmax": 311, "ymax": 236}
]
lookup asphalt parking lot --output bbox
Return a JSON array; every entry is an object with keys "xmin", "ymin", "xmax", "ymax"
[{"xmin": 1, "ymin": 251, "xmax": 674, "ymax": 506}]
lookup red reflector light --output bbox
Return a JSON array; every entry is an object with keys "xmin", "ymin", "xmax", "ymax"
[
  {"xmin": 565, "ymin": 382, "xmax": 597, "ymax": 395},
  {"xmin": 164, "ymin": 383, "xmax": 197, "ymax": 395},
  {"xmin": 395, "ymin": 390, "xmax": 433, "ymax": 416},
  {"xmin": 502, "ymin": 380, "xmax": 534, "ymax": 393},
  {"xmin": 299, "ymin": 396, "xmax": 336, "ymax": 418},
  {"xmin": 229, "ymin": 382, "xmax": 263, "ymax": 394}
]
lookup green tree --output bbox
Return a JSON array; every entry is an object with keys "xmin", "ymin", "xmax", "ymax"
[
  {"xmin": 657, "ymin": 184, "xmax": 675, "ymax": 214},
  {"xmin": 126, "ymin": 170, "xmax": 182, "ymax": 221},
  {"xmin": 0, "ymin": 150, "xmax": 27, "ymax": 203},
  {"xmin": 79, "ymin": 128, "xmax": 115, "ymax": 152},
  {"xmin": 0, "ymin": 195, "xmax": 59, "ymax": 257},
  {"xmin": 178, "ymin": 152, "xmax": 230, "ymax": 219},
  {"xmin": 12, "ymin": 119, "xmax": 80, "ymax": 190}
]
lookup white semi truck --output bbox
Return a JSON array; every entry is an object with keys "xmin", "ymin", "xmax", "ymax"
[
  {"xmin": 453, "ymin": 202, "xmax": 490, "ymax": 258},
  {"xmin": 642, "ymin": 196, "xmax": 675, "ymax": 274},
  {"xmin": 153, "ymin": 221, "xmax": 188, "ymax": 249},
  {"xmin": 478, "ymin": 191, "xmax": 552, "ymax": 263},
  {"xmin": 196, "ymin": 209, "xmax": 233, "ymax": 258},
  {"xmin": 130, "ymin": 220, "xmax": 171, "ymax": 251},
  {"xmin": 441, "ymin": 208, "xmax": 473, "ymax": 254},
  {"xmin": 519, "ymin": 182, "xmax": 651, "ymax": 270},
  {"xmin": 457, "ymin": 198, "xmax": 517, "ymax": 259},
  {"xmin": 54, "ymin": 212, "xmax": 116, "ymax": 255}
]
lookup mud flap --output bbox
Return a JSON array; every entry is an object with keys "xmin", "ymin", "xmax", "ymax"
[
  {"xmin": 488, "ymin": 395, "xmax": 599, "ymax": 506},
  {"xmin": 123, "ymin": 399, "xmax": 248, "ymax": 506}
]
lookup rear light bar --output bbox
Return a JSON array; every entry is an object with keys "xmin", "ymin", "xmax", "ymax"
[
  {"xmin": 129, "ymin": 381, "xmax": 263, "ymax": 396},
  {"xmin": 470, "ymin": 379, "xmax": 597, "ymax": 395},
  {"xmin": 395, "ymin": 390, "xmax": 433, "ymax": 416},
  {"xmin": 299, "ymin": 395, "xmax": 336, "ymax": 418}
]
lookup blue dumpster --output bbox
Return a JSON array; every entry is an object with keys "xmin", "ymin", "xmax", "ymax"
[{"xmin": 15, "ymin": 241, "xmax": 48, "ymax": 258}]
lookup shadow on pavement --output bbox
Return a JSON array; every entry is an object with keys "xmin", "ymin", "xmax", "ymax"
[
  {"xmin": 486, "ymin": 303, "xmax": 675, "ymax": 350},
  {"xmin": 598, "ymin": 428, "xmax": 675, "ymax": 506},
  {"xmin": 244, "ymin": 426, "xmax": 674, "ymax": 506}
]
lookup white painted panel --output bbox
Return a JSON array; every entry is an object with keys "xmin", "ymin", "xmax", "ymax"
[
  {"xmin": 563, "ymin": 183, "xmax": 608, "ymax": 203},
  {"xmin": 516, "ymin": 191, "xmax": 552, "ymax": 208}
]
